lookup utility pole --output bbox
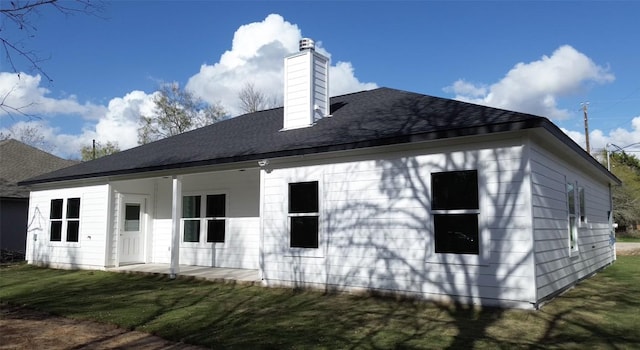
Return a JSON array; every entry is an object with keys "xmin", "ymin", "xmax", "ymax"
[{"xmin": 581, "ymin": 102, "xmax": 590, "ymax": 154}]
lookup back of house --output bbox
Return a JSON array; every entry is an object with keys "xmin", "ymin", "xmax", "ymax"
[{"xmin": 21, "ymin": 39, "xmax": 619, "ymax": 309}]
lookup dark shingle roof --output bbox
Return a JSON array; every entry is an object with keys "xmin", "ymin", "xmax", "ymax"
[
  {"xmin": 20, "ymin": 87, "xmax": 616, "ymax": 185},
  {"xmin": 0, "ymin": 139, "xmax": 78, "ymax": 197}
]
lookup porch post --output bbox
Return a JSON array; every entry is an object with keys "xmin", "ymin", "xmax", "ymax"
[{"xmin": 170, "ymin": 175, "xmax": 182, "ymax": 278}]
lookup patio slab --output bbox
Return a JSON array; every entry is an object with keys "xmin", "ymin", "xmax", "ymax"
[{"xmin": 108, "ymin": 264, "xmax": 261, "ymax": 283}]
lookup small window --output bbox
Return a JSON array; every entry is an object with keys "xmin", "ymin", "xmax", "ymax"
[
  {"xmin": 434, "ymin": 214, "xmax": 479, "ymax": 254},
  {"xmin": 50, "ymin": 198, "xmax": 80, "ymax": 243},
  {"xmin": 182, "ymin": 194, "xmax": 227, "ymax": 244},
  {"xmin": 50, "ymin": 199, "xmax": 63, "ymax": 242},
  {"xmin": 567, "ymin": 182, "xmax": 578, "ymax": 253},
  {"xmin": 182, "ymin": 196, "xmax": 201, "ymax": 242},
  {"xmin": 579, "ymin": 187, "xmax": 586, "ymax": 223},
  {"xmin": 66, "ymin": 198, "xmax": 81, "ymax": 242},
  {"xmin": 289, "ymin": 181, "xmax": 319, "ymax": 248},
  {"xmin": 206, "ymin": 194, "xmax": 226, "ymax": 243},
  {"xmin": 432, "ymin": 170, "xmax": 478, "ymax": 210},
  {"xmin": 431, "ymin": 170, "xmax": 479, "ymax": 255},
  {"xmin": 124, "ymin": 204, "xmax": 141, "ymax": 232}
]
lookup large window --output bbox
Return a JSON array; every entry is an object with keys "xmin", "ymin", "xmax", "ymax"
[
  {"xmin": 181, "ymin": 194, "xmax": 226, "ymax": 244},
  {"xmin": 49, "ymin": 198, "xmax": 80, "ymax": 243},
  {"xmin": 567, "ymin": 182, "xmax": 579, "ymax": 254},
  {"xmin": 431, "ymin": 170, "xmax": 479, "ymax": 255},
  {"xmin": 289, "ymin": 181, "xmax": 319, "ymax": 248}
]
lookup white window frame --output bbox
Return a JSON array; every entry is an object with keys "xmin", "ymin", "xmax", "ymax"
[
  {"xmin": 285, "ymin": 177, "xmax": 324, "ymax": 258},
  {"xmin": 567, "ymin": 181, "xmax": 579, "ymax": 256},
  {"xmin": 430, "ymin": 170, "xmax": 481, "ymax": 255},
  {"xmin": 48, "ymin": 197, "xmax": 81, "ymax": 246},
  {"xmin": 180, "ymin": 191, "xmax": 228, "ymax": 247},
  {"xmin": 578, "ymin": 186, "xmax": 587, "ymax": 226}
]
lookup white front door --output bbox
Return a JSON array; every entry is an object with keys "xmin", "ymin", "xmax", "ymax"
[{"xmin": 119, "ymin": 196, "xmax": 146, "ymax": 264}]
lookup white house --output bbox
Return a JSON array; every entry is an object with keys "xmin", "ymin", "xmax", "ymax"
[{"xmin": 22, "ymin": 39, "xmax": 620, "ymax": 309}]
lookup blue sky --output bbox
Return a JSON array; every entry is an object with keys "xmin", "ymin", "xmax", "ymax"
[{"xmin": 1, "ymin": 1, "xmax": 639, "ymax": 159}]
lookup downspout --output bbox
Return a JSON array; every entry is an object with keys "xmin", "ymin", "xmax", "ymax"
[{"xmin": 170, "ymin": 175, "xmax": 182, "ymax": 278}]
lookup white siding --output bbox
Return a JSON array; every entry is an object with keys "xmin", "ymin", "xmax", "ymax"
[
  {"xmin": 261, "ymin": 138, "xmax": 537, "ymax": 307},
  {"xmin": 25, "ymin": 184, "xmax": 110, "ymax": 269},
  {"xmin": 530, "ymin": 142, "xmax": 614, "ymax": 300},
  {"xmin": 109, "ymin": 179, "xmax": 156, "ymax": 266},
  {"xmin": 176, "ymin": 169, "xmax": 260, "ymax": 269},
  {"xmin": 283, "ymin": 49, "xmax": 329, "ymax": 130}
]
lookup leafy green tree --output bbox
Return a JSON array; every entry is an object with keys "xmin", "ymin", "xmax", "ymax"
[
  {"xmin": 138, "ymin": 82, "xmax": 226, "ymax": 144},
  {"xmin": 605, "ymin": 151, "xmax": 640, "ymax": 232},
  {"xmin": 80, "ymin": 140, "xmax": 120, "ymax": 161}
]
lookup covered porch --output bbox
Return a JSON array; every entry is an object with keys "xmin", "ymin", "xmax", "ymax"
[{"xmin": 108, "ymin": 263, "xmax": 261, "ymax": 283}]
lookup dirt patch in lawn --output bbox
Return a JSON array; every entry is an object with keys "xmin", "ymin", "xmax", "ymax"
[
  {"xmin": 616, "ymin": 242, "xmax": 640, "ymax": 256},
  {"xmin": 0, "ymin": 305, "xmax": 204, "ymax": 350}
]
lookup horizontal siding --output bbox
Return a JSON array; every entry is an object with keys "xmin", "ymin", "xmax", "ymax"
[
  {"xmin": 26, "ymin": 184, "xmax": 110, "ymax": 269},
  {"xmin": 147, "ymin": 169, "xmax": 261, "ymax": 269},
  {"xmin": 262, "ymin": 139, "xmax": 537, "ymax": 306},
  {"xmin": 530, "ymin": 142, "xmax": 615, "ymax": 300}
]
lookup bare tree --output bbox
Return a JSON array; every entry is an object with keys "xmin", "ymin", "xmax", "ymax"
[
  {"xmin": 0, "ymin": 123, "xmax": 54, "ymax": 152},
  {"xmin": 80, "ymin": 140, "xmax": 119, "ymax": 161},
  {"xmin": 238, "ymin": 82, "xmax": 281, "ymax": 114},
  {"xmin": 138, "ymin": 82, "xmax": 226, "ymax": 144},
  {"xmin": 1, "ymin": 0, "xmax": 105, "ymax": 115}
]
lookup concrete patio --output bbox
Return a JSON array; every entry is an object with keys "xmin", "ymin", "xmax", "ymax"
[{"xmin": 108, "ymin": 264, "xmax": 261, "ymax": 283}]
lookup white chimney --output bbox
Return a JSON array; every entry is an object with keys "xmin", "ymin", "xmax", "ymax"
[{"xmin": 282, "ymin": 38, "xmax": 329, "ymax": 130}]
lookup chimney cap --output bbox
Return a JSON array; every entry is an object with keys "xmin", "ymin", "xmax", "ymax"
[{"xmin": 299, "ymin": 38, "xmax": 315, "ymax": 51}]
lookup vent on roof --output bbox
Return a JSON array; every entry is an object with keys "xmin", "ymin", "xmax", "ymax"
[
  {"xmin": 282, "ymin": 38, "xmax": 329, "ymax": 130},
  {"xmin": 299, "ymin": 38, "xmax": 315, "ymax": 51}
]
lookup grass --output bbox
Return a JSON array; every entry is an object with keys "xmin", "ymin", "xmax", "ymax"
[
  {"xmin": 2, "ymin": 258, "xmax": 640, "ymax": 349},
  {"xmin": 616, "ymin": 237, "xmax": 640, "ymax": 243}
]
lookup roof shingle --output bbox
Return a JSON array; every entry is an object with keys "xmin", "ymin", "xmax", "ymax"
[{"xmin": 19, "ymin": 87, "xmax": 612, "ymax": 185}]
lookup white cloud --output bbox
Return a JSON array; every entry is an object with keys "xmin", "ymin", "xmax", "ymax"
[
  {"xmin": 446, "ymin": 45, "xmax": 614, "ymax": 120},
  {"xmin": 0, "ymin": 72, "xmax": 106, "ymax": 119},
  {"xmin": 186, "ymin": 14, "xmax": 376, "ymax": 116},
  {"xmin": 1, "ymin": 90, "xmax": 156, "ymax": 159},
  {"xmin": 562, "ymin": 116, "xmax": 640, "ymax": 155}
]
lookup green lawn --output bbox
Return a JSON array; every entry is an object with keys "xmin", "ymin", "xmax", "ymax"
[
  {"xmin": 2, "ymin": 258, "xmax": 639, "ymax": 349},
  {"xmin": 616, "ymin": 237, "xmax": 640, "ymax": 243}
]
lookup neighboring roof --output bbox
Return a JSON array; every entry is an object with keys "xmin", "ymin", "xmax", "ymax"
[
  {"xmin": 20, "ymin": 87, "xmax": 619, "ymax": 185},
  {"xmin": 0, "ymin": 139, "xmax": 78, "ymax": 197}
]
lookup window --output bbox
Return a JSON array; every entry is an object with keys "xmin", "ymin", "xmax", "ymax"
[
  {"xmin": 182, "ymin": 195, "xmax": 201, "ymax": 242},
  {"xmin": 567, "ymin": 182, "xmax": 579, "ymax": 253},
  {"xmin": 49, "ymin": 199, "xmax": 63, "ymax": 241},
  {"xmin": 431, "ymin": 170, "xmax": 479, "ymax": 255},
  {"xmin": 289, "ymin": 181, "xmax": 319, "ymax": 248},
  {"xmin": 181, "ymin": 194, "xmax": 226, "ymax": 244},
  {"xmin": 49, "ymin": 198, "xmax": 81, "ymax": 243},
  {"xmin": 206, "ymin": 194, "xmax": 226, "ymax": 243},
  {"xmin": 124, "ymin": 204, "xmax": 141, "ymax": 231},
  {"xmin": 579, "ymin": 186, "xmax": 586, "ymax": 224}
]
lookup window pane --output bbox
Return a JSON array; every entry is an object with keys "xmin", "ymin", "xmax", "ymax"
[
  {"xmin": 579, "ymin": 187, "xmax": 585, "ymax": 222},
  {"xmin": 289, "ymin": 182, "xmax": 318, "ymax": 213},
  {"xmin": 50, "ymin": 199, "xmax": 63, "ymax": 219},
  {"xmin": 183, "ymin": 220, "xmax": 200, "ymax": 242},
  {"xmin": 50, "ymin": 221, "xmax": 62, "ymax": 241},
  {"xmin": 124, "ymin": 204, "xmax": 140, "ymax": 232},
  {"xmin": 569, "ymin": 218, "xmax": 577, "ymax": 250},
  {"xmin": 206, "ymin": 194, "xmax": 226, "ymax": 218},
  {"xmin": 66, "ymin": 198, "xmax": 81, "ymax": 219},
  {"xmin": 432, "ymin": 170, "xmax": 478, "ymax": 210},
  {"xmin": 434, "ymin": 214, "xmax": 479, "ymax": 255},
  {"xmin": 290, "ymin": 216, "xmax": 319, "ymax": 248},
  {"xmin": 182, "ymin": 196, "xmax": 201, "ymax": 218},
  {"xmin": 207, "ymin": 219, "xmax": 225, "ymax": 243},
  {"xmin": 67, "ymin": 221, "xmax": 79, "ymax": 242},
  {"xmin": 567, "ymin": 183, "xmax": 575, "ymax": 214}
]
